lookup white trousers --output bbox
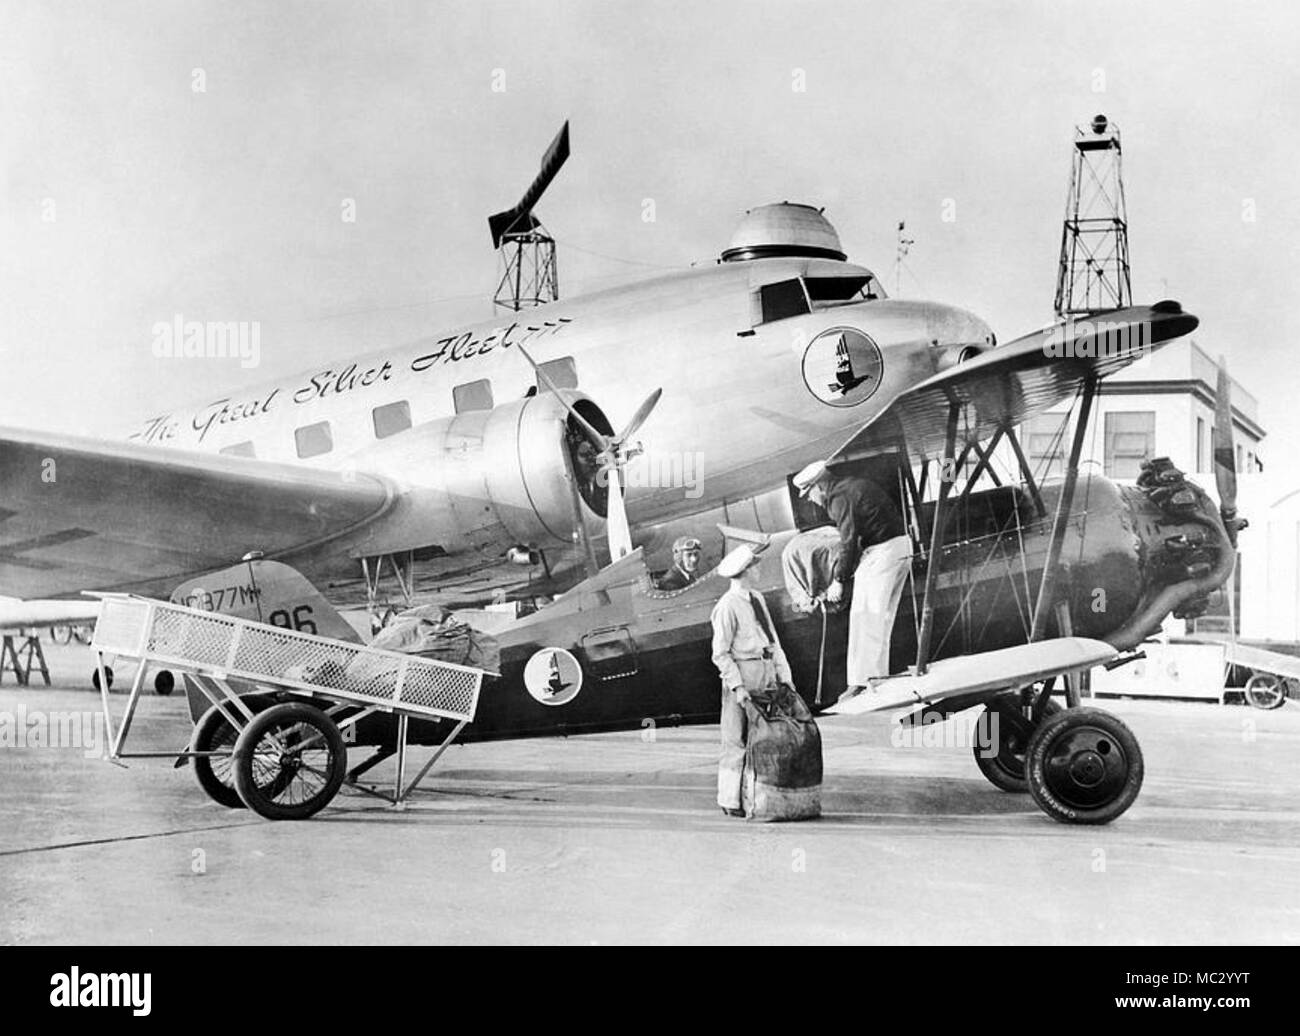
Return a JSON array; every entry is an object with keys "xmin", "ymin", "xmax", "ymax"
[{"xmin": 846, "ymin": 534, "xmax": 912, "ymax": 685}]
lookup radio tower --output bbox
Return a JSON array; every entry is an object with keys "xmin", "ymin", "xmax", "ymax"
[{"xmin": 1054, "ymin": 114, "xmax": 1132, "ymax": 317}]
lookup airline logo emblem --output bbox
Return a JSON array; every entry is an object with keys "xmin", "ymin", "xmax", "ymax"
[
  {"xmin": 801, "ymin": 327, "xmax": 884, "ymax": 408},
  {"xmin": 523, "ymin": 647, "xmax": 583, "ymax": 706}
]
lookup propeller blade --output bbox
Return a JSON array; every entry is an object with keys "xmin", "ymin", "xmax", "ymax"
[
  {"xmin": 604, "ymin": 465, "xmax": 634, "ymax": 562},
  {"xmin": 511, "ymin": 337, "xmax": 610, "ymax": 452},
  {"xmin": 1214, "ymin": 357, "xmax": 1238, "ymax": 529},
  {"xmin": 612, "ymin": 388, "xmax": 663, "ymax": 446}
]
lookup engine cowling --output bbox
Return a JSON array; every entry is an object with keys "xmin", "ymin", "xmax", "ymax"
[{"xmin": 352, "ymin": 391, "xmax": 613, "ymax": 559}]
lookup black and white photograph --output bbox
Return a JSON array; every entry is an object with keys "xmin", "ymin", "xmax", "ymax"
[{"xmin": 0, "ymin": 0, "xmax": 1297, "ymax": 979}]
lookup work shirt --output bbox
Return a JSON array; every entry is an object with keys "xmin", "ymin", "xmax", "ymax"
[
  {"xmin": 824, "ymin": 475, "xmax": 905, "ymax": 582},
  {"xmin": 710, "ymin": 584, "xmax": 794, "ymax": 694}
]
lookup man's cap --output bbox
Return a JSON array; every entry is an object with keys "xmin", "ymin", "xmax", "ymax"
[
  {"xmin": 793, "ymin": 460, "xmax": 829, "ymax": 497},
  {"xmin": 672, "ymin": 536, "xmax": 703, "ymax": 553},
  {"xmin": 716, "ymin": 541, "xmax": 768, "ymax": 579}
]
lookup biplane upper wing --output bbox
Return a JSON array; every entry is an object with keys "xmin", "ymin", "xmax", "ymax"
[
  {"xmin": 0, "ymin": 426, "xmax": 393, "ymax": 600},
  {"xmin": 824, "ymin": 637, "xmax": 1119, "ymax": 715},
  {"xmin": 828, "ymin": 301, "xmax": 1198, "ymax": 463}
]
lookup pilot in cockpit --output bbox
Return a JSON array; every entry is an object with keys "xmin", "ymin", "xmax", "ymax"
[{"xmin": 656, "ymin": 536, "xmax": 703, "ymax": 591}]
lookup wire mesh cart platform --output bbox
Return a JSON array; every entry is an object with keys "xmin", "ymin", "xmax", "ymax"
[{"xmin": 91, "ymin": 593, "xmax": 488, "ymax": 819}]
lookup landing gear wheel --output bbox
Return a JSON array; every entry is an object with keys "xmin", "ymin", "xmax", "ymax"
[
  {"xmin": 973, "ymin": 693, "xmax": 1062, "ymax": 793},
  {"xmin": 191, "ymin": 705, "xmax": 245, "ymax": 809},
  {"xmin": 92, "ymin": 665, "xmax": 114, "ymax": 691},
  {"xmin": 1025, "ymin": 706, "xmax": 1144, "ymax": 825},
  {"xmin": 232, "ymin": 702, "xmax": 346, "ymax": 820},
  {"xmin": 50, "ymin": 625, "xmax": 72, "ymax": 645},
  {"xmin": 1244, "ymin": 673, "xmax": 1288, "ymax": 711},
  {"xmin": 154, "ymin": 669, "xmax": 175, "ymax": 696}
]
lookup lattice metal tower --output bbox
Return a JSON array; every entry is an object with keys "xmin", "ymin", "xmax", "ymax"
[
  {"xmin": 1054, "ymin": 114, "xmax": 1132, "ymax": 317},
  {"xmin": 493, "ymin": 226, "xmax": 559, "ymax": 312}
]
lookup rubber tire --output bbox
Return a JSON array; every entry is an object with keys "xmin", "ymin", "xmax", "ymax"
[
  {"xmin": 154, "ymin": 669, "xmax": 176, "ymax": 696},
  {"xmin": 232, "ymin": 702, "xmax": 346, "ymax": 820},
  {"xmin": 191, "ymin": 704, "xmax": 245, "ymax": 809},
  {"xmin": 1025, "ymin": 706, "xmax": 1144, "ymax": 825},
  {"xmin": 973, "ymin": 695, "xmax": 1063, "ymax": 793},
  {"xmin": 91, "ymin": 665, "xmax": 114, "ymax": 691},
  {"xmin": 1244, "ymin": 673, "xmax": 1287, "ymax": 711}
]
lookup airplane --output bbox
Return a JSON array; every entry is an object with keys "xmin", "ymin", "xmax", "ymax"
[{"xmin": 1, "ymin": 121, "xmax": 1237, "ymax": 823}]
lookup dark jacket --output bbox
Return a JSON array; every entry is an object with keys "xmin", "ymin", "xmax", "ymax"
[
  {"xmin": 824, "ymin": 475, "xmax": 905, "ymax": 581},
  {"xmin": 656, "ymin": 564, "xmax": 697, "ymax": 591}
]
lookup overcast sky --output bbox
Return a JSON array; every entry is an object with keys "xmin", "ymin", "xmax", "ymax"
[{"xmin": 2, "ymin": 0, "xmax": 1298, "ymax": 458}]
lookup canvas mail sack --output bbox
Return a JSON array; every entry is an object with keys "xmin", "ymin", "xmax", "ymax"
[{"xmin": 741, "ymin": 683, "xmax": 822, "ymax": 821}]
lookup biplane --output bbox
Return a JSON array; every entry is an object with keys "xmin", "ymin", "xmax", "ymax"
[{"xmin": 1, "ymin": 122, "xmax": 1235, "ymax": 823}]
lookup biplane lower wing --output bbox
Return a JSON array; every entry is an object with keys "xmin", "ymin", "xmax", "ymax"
[
  {"xmin": 828, "ymin": 301, "xmax": 1198, "ymax": 463},
  {"xmin": 824, "ymin": 637, "xmax": 1118, "ymax": 715}
]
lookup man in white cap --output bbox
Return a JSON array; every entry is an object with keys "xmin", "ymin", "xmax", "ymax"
[
  {"xmin": 792, "ymin": 458, "xmax": 911, "ymax": 698},
  {"xmin": 710, "ymin": 541, "xmax": 794, "ymax": 816}
]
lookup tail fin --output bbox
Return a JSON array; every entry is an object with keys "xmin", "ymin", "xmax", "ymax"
[{"xmin": 169, "ymin": 559, "xmax": 361, "ymax": 643}]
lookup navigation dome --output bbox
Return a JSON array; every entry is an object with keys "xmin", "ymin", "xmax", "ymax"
[{"xmin": 720, "ymin": 202, "xmax": 847, "ymax": 263}]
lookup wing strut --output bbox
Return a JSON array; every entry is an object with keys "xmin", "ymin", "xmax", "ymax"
[
  {"xmin": 1028, "ymin": 377, "xmax": 1099, "ymax": 703},
  {"xmin": 915, "ymin": 399, "xmax": 961, "ymax": 675}
]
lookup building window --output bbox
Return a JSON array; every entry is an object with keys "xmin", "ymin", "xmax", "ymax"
[
  {"xmin": 372, "ymin": 400, "xmax": 411, "ymax": 439},
  {"xmin": 1196, "ymin": 417, "xmax": 1206, "ymax": 473},
  {"xmin": 220, "ymin": 441, "xmax": 255, "ymax": 458},
  {"xmin": 452, "ymin": 379, "xmax": 494, "ymax": 413},
  {"xmin": 1022, "ymin": 414, "xmax": 1069, "ymax": 480},
  {"xmin": 1103, "ymin": 411, "xmax": 1155, "ymax": 479},
  {"xmin": 537, "ymin": 356, "xmax": 578, "ymax": 391},
  {"xmin": 294, "ymin": 421, "xmax": 333, "ymax": 459}
]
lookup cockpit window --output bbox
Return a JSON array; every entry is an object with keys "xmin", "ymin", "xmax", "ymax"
[
  {"xmin": 758, "ymin": 279, "xmax": 812, "ymax": 323},
  {"xmin": 805, "ymin": 275, "xmax": 881, "ymax": 302}
]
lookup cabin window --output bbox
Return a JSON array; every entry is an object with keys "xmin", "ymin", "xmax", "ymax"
[
  {"xmin": 220, "ymin": 441, "xmax": 255, "ymax": 458},
  {"xmin": 372, "ymin": 400, "xmax": 412, "ymax": 439},
  {"xmin": 758, "ymin": 279, "xmax": 812, "ymax": 323},
  {"xmin": 537, "ymin": 356, "xmax": 578, "ymax": 391},
  {"xmin": 294, "ymin": 421, "xmax": 333, "ymax": 459},
  {"xmin": 452, "ymin": 379, "xmax": 494, "ymax": 413},
  {"xmin": 1103, "ymin": 411, "xmax": 1154, "ymax": 479}
]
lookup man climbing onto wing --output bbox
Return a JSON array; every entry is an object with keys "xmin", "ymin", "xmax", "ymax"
[{"xmin": 792, "ymin": 459, "xmax": 911, "ymax": 701}]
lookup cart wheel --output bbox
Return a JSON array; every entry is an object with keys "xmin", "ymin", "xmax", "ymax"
[
  {"xmin": 233, "ymin": 702, "xmax": 346, "ymax": 820},
  {"xmin": 1025, "ymin": 706, "xmax": 1144, "ymax": 825},
  {"xmin": 154, "ymin": 669, "xmax": 176, "ymax": 696},
  {"xmin": 191, "ymin": 705, "xmax": 245, "ymax": 809},
  {"xmin": 1244, "ymin": 673, "xmax": 1288, "ymax": 711},
  {"xmin": 973, "ymin": 693, "xmax": 1063, "ymax": 793},
  {"xmin": 92, "ymin": 665, "xmax": 113, "ymax": 691}
]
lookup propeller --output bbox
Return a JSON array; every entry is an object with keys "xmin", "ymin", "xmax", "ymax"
[
  {"xmin": 512, "ymin": 337, "xmax": 661, "ymax": 563},
  {"xmin": 1213, "ymin": 357, "xmax": 1247, "ymax": 547}
]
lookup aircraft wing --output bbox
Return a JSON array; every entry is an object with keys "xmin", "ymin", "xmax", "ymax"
[
  {"xmin": 829, "ymin": 301, "xmax": 1198, "ymax": 463},
  {"xmin": 824, "ymin": 637, "xmax": 1118, "ymax": 715},
  {"xmin": 0, "ymin": 427, "xmax": 393, "ymax": 600}
]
